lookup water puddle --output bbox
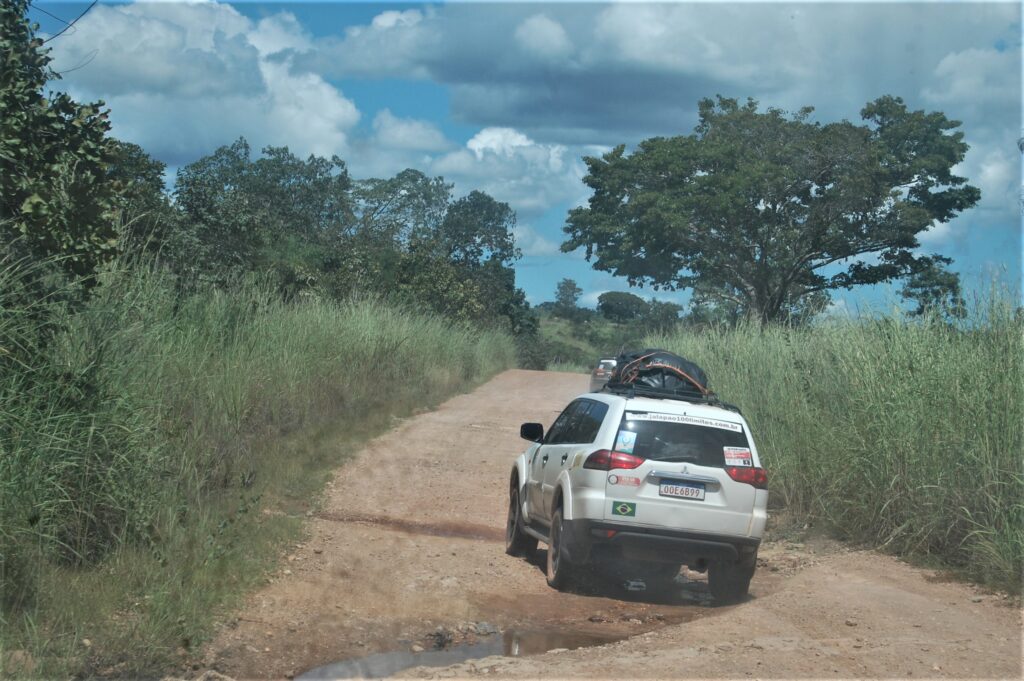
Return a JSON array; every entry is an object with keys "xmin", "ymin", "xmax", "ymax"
[
  {"xmin": 296, "ymin": 628, "xmax": 622, "ymax": 680},
  {"xmin": 314, "ymin": 512, "xmax": 504, "ymax": 542}
]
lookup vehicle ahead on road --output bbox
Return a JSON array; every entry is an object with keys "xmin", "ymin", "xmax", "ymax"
[
  {"xmin": 506, "ymin": 386, "xmax": 767, "ymax": 603},
  {"xmin": 588, "ymin": 357, "xmax": 617, "ymax": 392}
]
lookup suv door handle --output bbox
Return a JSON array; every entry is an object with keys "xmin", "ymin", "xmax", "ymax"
[
  {"xmin": 541, "ymin": 454, "xmax": 548, "ymax": 465},
  {"xmin": 560, "ymin": 453, "xmax": 569, "ymax": 465}
]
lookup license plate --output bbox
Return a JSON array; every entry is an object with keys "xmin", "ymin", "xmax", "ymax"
[{"xmin": 659, "ymin": 480, "xmax": 706, "ymax": 501}]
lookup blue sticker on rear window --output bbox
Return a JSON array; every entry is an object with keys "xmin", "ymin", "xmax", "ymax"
[{"xmin": 615, "ymin": 430, "xmax": 637, "ymax": 453}]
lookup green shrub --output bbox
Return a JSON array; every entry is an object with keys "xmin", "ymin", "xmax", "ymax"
[
  {"xmin": 650, "ymin": 293, "xmax": 1023, "ymax": 591},
  {"xmin": 0, "ymin": 256, "xmax": 515, "ymax": 673}
]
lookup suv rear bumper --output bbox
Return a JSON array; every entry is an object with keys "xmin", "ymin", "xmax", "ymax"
[{"xmin": 562, "ymin": 519, "xmax": 759, "ymax": 566}]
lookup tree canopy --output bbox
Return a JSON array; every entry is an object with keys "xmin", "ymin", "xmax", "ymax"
[
  {"xmin": 597, "ymin": 291, "xmax": 648, "ymax": 322},
  {"xmin": 563, "ymin": 96, "xmax": 980, "ymax": 324},
  {"xmin": 0, "ymin": 0, "xmax": 120, "ymax": 277},
  {"xmin": 553, "ymin": 278, "xmax": 582, "ymax": 319}
]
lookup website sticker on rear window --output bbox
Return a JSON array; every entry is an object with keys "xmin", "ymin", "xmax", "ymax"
[
  {"xmin": 626, "ymin": 412, "xmax": 742, "ymax": 432},
  {"xmin": 724, "ymin": 446, "xmax": 753, "ymax": 467},
  {"xmin": 614, "ymin": 430, "xmax": 637, "ymax": 453}
]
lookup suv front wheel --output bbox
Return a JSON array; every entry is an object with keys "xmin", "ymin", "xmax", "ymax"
[
  {"xmin": 545, "ymin": 508, "xmax": 576, "ymax": 589},
  {"xmin": 506, "ymin": 486, "xmax": 537, "ymax": 557}
]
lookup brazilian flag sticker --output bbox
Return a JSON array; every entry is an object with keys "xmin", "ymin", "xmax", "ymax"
[{"xmin": 611, "ymin": 501, "xmax": 636, "ymax": 517}]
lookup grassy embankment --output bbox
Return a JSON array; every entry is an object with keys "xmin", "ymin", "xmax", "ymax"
[
  {"xmin": 0, "ymin": 261, "xmax": 516, "ymax": 676},
  {"xmin": 647, "ymin": 296, "xmax": 1022, "ymax": 592}
]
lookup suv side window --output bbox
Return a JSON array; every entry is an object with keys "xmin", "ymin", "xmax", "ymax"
[
  {"xmin": 545, "ymin": 400, "xmax": 581, "ymax": 444},
  {"xmin": 558, "ymin": 399, "xmax": 609, "ymax": 444}
]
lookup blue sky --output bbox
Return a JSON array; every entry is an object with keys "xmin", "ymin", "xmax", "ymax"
[{"xmin": 33, "ymin": 1, "xmax": 1022, "ymax": 311}]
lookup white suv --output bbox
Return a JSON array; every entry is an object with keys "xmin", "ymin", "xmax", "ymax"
[{"xmin": 506, "ymin": 389, "xmax": 768, "ymax": 603}]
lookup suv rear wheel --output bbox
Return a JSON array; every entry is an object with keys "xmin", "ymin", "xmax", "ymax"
[
  {"xmin": 708, "ymin": 552, "xmax": 756, "ymax": 604},
  {"xmin": 505, "ymin": 486, "xmax": 537, "ymax": 557},
  {"xmin": 545, "ymin": 508, "xmax": 576, "ymax": 589}
]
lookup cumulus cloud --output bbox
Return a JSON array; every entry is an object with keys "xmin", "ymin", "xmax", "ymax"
[
  {"xmin": 49, "ymin": 3, "xmax": 260, "ymax": 97},
  {"xmin": 280, "ymin": 2, "xmax": 1019, "ymax": 151},
  {"xmin": 289, "ymin": 8, "xmax": 437, "ymax": 79},
  {"xmin": 371, "ymin": 110, "xmax": 450, "ymax": 152},
  {"xmin": 467, "ymin": 128, "xmax": 535, "ymax": 159},
  {"xmin": 430, "ymin": 128, "xmax": 583, "ymax": 217},
  {"xmin": 49, "ymin": 2, "xmax": 360, "ymax": 165},
  {"xmin": 513, "ymin": 224, "xmax": 561, "ymax": 257},
  {"xmin": 515, "ymin": 14, "xmax": 573, "ymax": 61}
]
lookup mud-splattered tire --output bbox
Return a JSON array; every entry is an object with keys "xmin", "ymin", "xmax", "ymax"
[
  {"xmin": 546, "ymin": 508, "xmax": 576, "ymax": 590},
  {"xmin": 506, "ymin": 486, "xmax": 537, "ymax": 557},
  {"xmin": 708, "ymin": 553, "xmax": 755, "ymax": 604}
]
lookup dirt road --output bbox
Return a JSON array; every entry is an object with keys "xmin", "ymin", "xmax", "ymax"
[{"xmin": 203, "ymin": 370, "xmax": 1021, "ymax": 679}]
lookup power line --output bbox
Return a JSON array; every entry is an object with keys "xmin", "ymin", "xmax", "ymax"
[
  {"xmin": 41, "ymin": 0, "xmax": 98, "ymax": 44},
  {"xmin": 29, "ymin": 2, "xmax": 73, "ymax": 26}
]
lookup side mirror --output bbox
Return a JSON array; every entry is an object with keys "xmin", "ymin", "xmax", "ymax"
[{"xmin": 520, "ymin": 422, "xmax": 544, "ymax": 442}]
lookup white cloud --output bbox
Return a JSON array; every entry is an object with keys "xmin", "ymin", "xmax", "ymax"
[
  {"xmin": 297, "ymin": 8, "xmax": 436, "ymax": 79},
  {"xmin": 824, "ymin": 298, "xmax": 851, "ymax": 318},
  {"xmin": 50, "ymin": 3, "xmax": 260, "ymax": 97},
  {"xmin": 248, "ymin": 13, "xmax": 312, "ymax": 56},
  {"xmin": 467, "ymin": 128, "xmax": 535, "ymax": 159},
  {"xmin": 515, "ymin": 14, "xmax": 573, "ymax": 61},
  {"xmin": 372, "ymin": 110, "xmax": 450, "ymax": 152},
  {"xmin": 923, "ymin": 47, "xmax": 1019, "ymax": 110},
  {"xmin": 513, "ymin": 224, "xmax": 561, "ymax": 257},
  {"xmin": 370, "ymin": 10, "xmax": 423, "ymax": 31},
  {"xmin": 50, "ymin": 2, "xmax": 360, "ymax": 163},
  {"xmin": 432, "ymin": 128, "xmax": 583, "ymax": 217},
  {"xmin": 579, "ymin": 289, "xmax": 609, "ymax": 308},
  {"xmin": 918, "ymin": 220, "xmax": 958, "ymax": 248}
]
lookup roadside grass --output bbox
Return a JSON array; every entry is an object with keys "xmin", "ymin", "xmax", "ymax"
[
  {"xmin": 0, "ymin": 260, "xmax": 516, "ymax": 676},
  {"xmin": 648, "ymin": 292, "xmax": 1023, "ymax": 592},
  {"xmin": 546, "ymin": 360, "xmax": 591, "ymax": 374}
]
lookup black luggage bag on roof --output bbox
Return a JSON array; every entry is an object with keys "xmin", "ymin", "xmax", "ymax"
[{"xmin": 606, "ymin": 348, "xmax": 710, "ymax": 399}]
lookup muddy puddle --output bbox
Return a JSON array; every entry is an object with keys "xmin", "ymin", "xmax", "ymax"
[{"xmin": 296, "ymin": 628, "xmax": 622, "ymax": 680}]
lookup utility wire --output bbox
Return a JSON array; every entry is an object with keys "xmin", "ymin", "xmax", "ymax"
[
  {"xmin": 41, "ymin": 0, "xmax": 98, "ymax": 44},
  {"xmin": 29, "ymin": 2, "xmax": 73, "ymax": 26}
]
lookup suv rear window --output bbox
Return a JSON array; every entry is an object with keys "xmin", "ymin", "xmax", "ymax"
[{"xmin": 616, "ymin": 411, "xmax": 750, "ymax": 468}]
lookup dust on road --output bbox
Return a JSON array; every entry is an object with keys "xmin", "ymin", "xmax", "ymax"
[{"xmin": 201, "ymin": 370, "xmax": 1021, "ymax": 680}]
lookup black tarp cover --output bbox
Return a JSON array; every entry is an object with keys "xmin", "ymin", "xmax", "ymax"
[{"xmin": 608, "ymin": 349, "xmax": 710, "ymax": 397}]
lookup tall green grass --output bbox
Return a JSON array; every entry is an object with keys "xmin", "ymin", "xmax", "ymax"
[
  {"xmin": 649, "ymin": 294, "xmax": 1023, "ymax": 591},
  {"xmin": 0, "ymin": 259, "xmax": 515, "ymax": 675}
]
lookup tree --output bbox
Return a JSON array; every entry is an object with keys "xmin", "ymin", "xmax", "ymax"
[
  {"xmin": 563, "ymin": 96, "xmax": 981, "ymax": 324},
  {"xmin": 900, "ymin": 256, "xmax": 966, "ymax": 319},
  {"xmin": 435, "ymin": 190, "xmax": 519, "ymax": 268},
  {"xmin": 173, "ymin": 138, "xmax": 352, "ymax": 284},
  {"xmin": 641, "ymin": 300, "xmax": 683, "ymax": 332},
  {"xmin": 0, "ymin": 0, "xmax": 119, "ymax": 277},
  {"xmin": 108, "ymin": 141, "xmax": 178, "ymax": 256},
  {"xmin": 553, "ymin": 278, "xmax": 582, "ymax": 319},
  {"xmin": 597, "ymin": 291, "xmax": 649, "ymax": 322}
]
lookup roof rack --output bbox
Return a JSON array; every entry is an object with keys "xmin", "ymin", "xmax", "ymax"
[{"xmin": 601, "ymin": 381, "xmax": 742, "ymax": 415}]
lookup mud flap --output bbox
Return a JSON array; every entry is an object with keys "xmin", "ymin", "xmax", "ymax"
[{"xmin": 560, "ymin": 519, "xmax": 591, "ymax": 565}]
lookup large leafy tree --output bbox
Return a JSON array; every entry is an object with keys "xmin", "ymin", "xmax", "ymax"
[
  {"xmin": 0, "ymin": 0, "xmax": 119, "ymax": 276},
  {"xmin": 564, "ymin": 96, "xmax": 981, "ymax": 324},
  {"xmin": 597, "ymin": 291, "xmax": 648, "ymax": 322},
  {"xmin": 173, "ymin": 138, "xmax": 352, "ymax": 283}
]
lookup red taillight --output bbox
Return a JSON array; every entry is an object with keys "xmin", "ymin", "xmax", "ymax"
[
  {"xmin": 726, "ymin": 466, "xmax": 768, "ymax": 489},
  {"xmin": 583, "ymin": 449, "xmax": 645, "ymax": 470}
]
